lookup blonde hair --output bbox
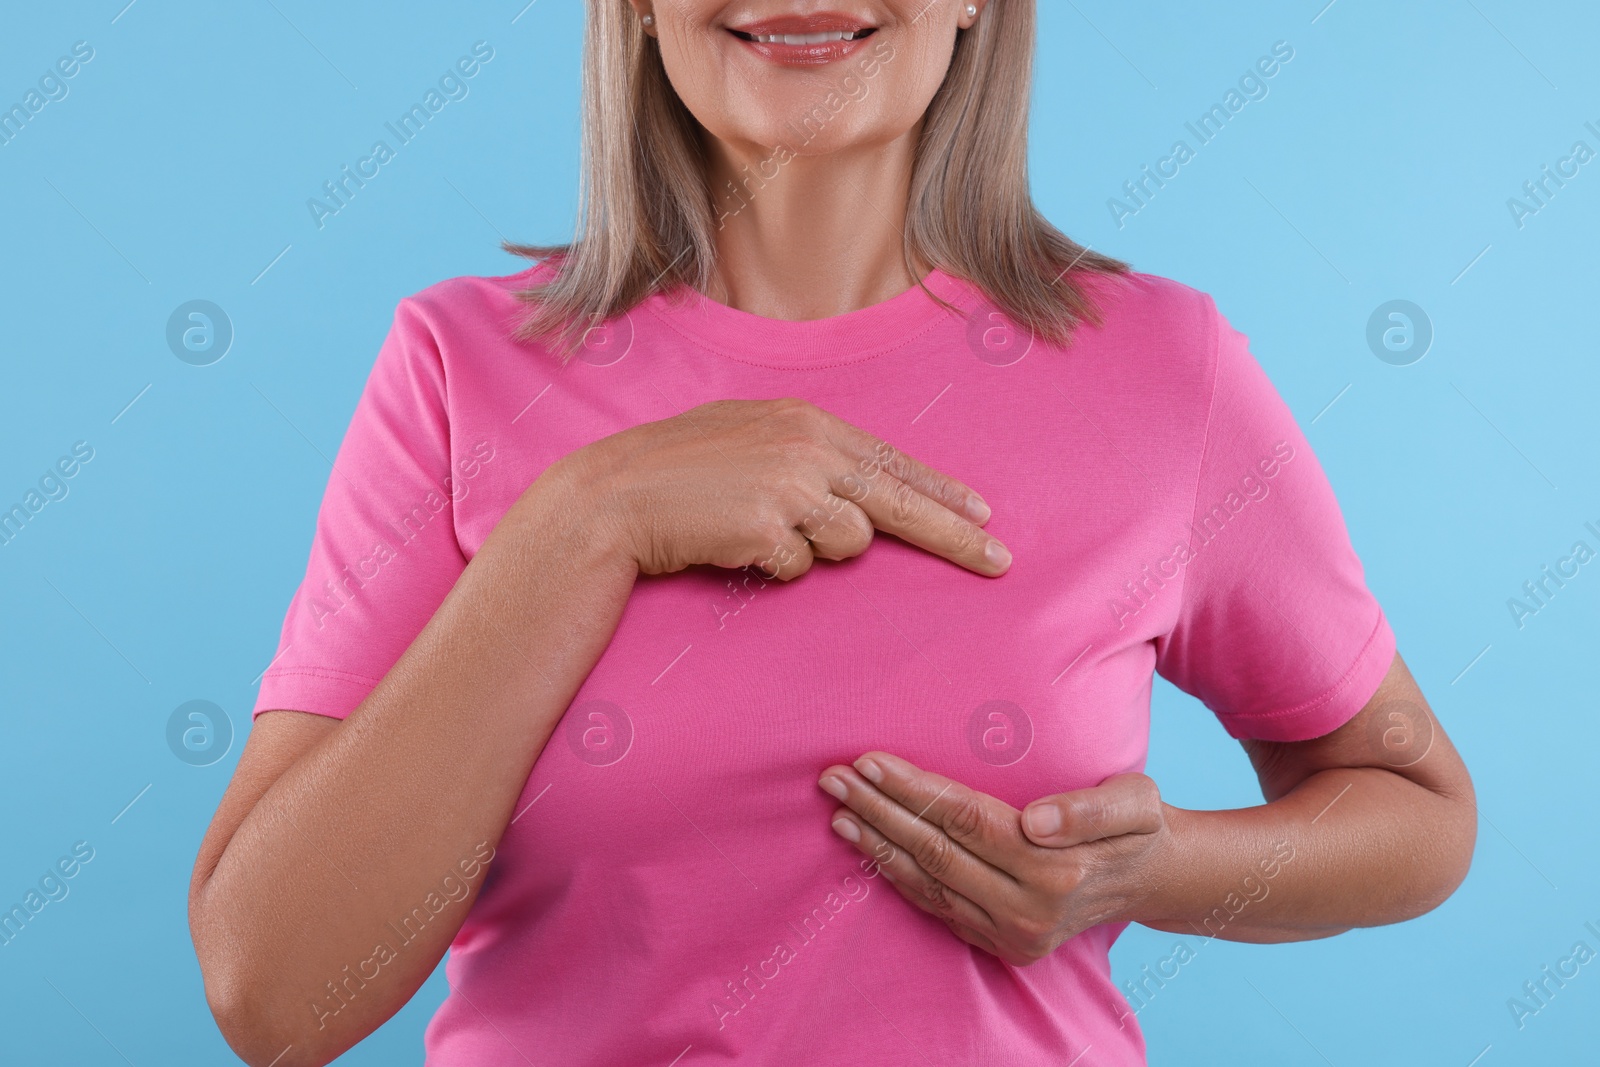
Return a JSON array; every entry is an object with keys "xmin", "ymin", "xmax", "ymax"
[{"xmin": 505, "ymin": 0, "xmax": 1127, "ymax": 354}]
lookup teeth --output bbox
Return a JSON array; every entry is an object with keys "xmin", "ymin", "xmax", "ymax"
[{"xmin": 749, "ymin": 30, "xmax": 862, "ymax": 44}]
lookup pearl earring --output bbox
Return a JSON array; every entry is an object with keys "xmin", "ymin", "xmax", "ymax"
[
  {"xmin": 642, "ymin": 13, "xmax": 655, "ymax": 27},
  {"xmin": 965, "ymin": 4, "xmax": 977, "ymax": 16}
]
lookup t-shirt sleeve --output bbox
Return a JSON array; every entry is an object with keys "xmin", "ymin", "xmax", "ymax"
[
  {"xmin": 253, "ymin": 297, "xmax": 469, "ymax": 720},
  {"xmin": 1153, "ymin": 294, "xmax": 1396, "ymax": 742}
]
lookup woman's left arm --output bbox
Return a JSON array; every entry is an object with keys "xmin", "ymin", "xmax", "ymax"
[{"xmin": 820, "ymin": 651, "xmax": 1476, "ymax": 964}]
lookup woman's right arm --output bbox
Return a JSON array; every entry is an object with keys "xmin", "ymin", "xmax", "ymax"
[
  {"xmin": 190, "ymin": 449, "xmax": 641, "ymax": 1067},
  {"xmin": 190, "ymin": 398, "xmax": 1008, "ymax": 1067}
]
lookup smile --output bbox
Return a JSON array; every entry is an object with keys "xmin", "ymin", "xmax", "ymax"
[
  {"xmin": 730, "ymin": 29, "xmax": 874, "ymax": 45},
  {"xmin": 725, "ymin": 13, "xmax": 879, "ymax": 66}
]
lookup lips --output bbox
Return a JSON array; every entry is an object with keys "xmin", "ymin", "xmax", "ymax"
[{"xmin": 726, "ymin": 12, "xmax": 878, "ymax": 66}]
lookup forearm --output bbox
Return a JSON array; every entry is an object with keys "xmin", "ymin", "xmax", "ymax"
[
  {"xmin": 1126, "ymin": 765, "xmax": 1475, "ymax": 944},
  {"xmin": 192, "ymin": 457, "xmax": 638, "ymax": 1065}
]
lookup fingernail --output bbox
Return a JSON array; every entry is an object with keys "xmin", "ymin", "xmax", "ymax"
[
  {"xmin": 880, "ymin": 868, "xmax": 896, "ymax": 883},
  {"xmin": 818, "ymin": 775, "xmax": 848, "ymax": 800},
  {"xmin": 985, "ymin": 540, "xmax": 1012, "ymax": 570},
  {"xmin": 832, "ymin": 818, "xmax": 861, "ymax": 843},
  {"xmin": 966, "ymin": 494, "xmax": 991, "ymax": 523},
  {"xmin": 855, "ymin": 758, "xmax": 884, "ymax": 784},
  {"xmin": 1024, "ymin": 804, "xmax": 1061, "ymax": 837}
]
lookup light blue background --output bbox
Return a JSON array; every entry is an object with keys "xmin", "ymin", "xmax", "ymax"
[{"xmin": 1, "ymin": 1, "xmax": 1594, "ymax": 1063}]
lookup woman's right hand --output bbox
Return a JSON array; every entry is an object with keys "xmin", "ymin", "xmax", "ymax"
[{"xmin": 565, "ymin": 397, "xmax": 1011, "ymax": 580}]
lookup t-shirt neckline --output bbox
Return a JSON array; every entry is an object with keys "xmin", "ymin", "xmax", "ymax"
[{"xmin": 641, "ymin": 267, "xmax": 980, "ymax": 368}]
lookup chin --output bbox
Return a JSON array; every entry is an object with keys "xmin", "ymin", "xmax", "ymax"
[{"xmin": 718, "ymin": 106, "xmax": 884, "ymax": 155}]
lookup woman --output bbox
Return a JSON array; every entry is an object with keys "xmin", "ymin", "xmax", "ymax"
[{"xmin": 189, "ymin": 2, "xmax": 1477, "ymax": 1064}]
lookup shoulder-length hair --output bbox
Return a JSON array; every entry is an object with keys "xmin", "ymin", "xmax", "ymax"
[{"xmin": 505, "ymin": 0, "xmax": 1127, "ymax": 355}]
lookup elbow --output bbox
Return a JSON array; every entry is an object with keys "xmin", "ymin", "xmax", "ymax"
[
  {"xmin": 201, "ymin": 961, "xmax": 341, "ymax": 1067},
  {"xmin": 1401, "ymin": 781, "xmax": 1479, "ymax": 923},
  {"xmin": 1431, "ymin": 797, "xmax": 1478, "ymax": 914},
  {"xmin": 192, "ymin": 899, "xmax": 342, "ymax": 1067},
  {"xmin": 204, "ymin": 971, "xmax": 290, "ymax": 1067}
]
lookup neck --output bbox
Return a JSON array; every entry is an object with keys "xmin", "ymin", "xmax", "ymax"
[{"xmin": 701, "ymin": 127, "xmax": 926, "ymax": 320}]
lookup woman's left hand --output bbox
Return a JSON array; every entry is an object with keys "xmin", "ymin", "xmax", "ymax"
[{"xmin": 818, "ymin": 753, "xmax": 1169, "ymax": 967}]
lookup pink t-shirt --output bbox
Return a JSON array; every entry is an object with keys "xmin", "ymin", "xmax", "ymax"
[{"xmin": 255, "ymin": 264, "xmax": 1395, "ymax": 1066}]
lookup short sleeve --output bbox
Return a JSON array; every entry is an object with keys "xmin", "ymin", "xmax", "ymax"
[
  {"xmin": 253, "ymin": 298, "xmax": 468, "ymax": 720},
  {"xmin": 1153, "ymin": 296, "xmax": 1396, "ymax": 742}
]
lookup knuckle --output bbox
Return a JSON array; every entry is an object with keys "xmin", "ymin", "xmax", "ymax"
[
  {"xmin": 841, "ymin": 508, "xmax": 875, "ymax": 554},
  {"xmin": 1021, "ymin": 940, "xmax": 1054, "ymax": 964},
  {"xmin": 868, "ymin": 439, "xmax": 900, "ymax": 474},
  {"xmin": 774, "ymin": 398, "xmax": 824, "ymax": 434},
  {"xmin": 859, "ymin": 793, "xmax": 900, "ymax": 832},
  {"xmin": 797, "ymin": 501, "xmax": 833, "ymax": 539},
  {"xmin": 949, "ymin": 522, "xmax": 985, "ymax": 560},
  {"xmin": 912, "ymin": 831, "xmax": 955, "ymax": 879},
  {"xmin": 756, "ymin": 504, "xmax": 793, "ymax": 536},
  {"xmin": 918, "ymin": 878, "xmax": 957, "ymax": 914},
  {"xmin": 1062, "ymin": 797, "xmax": 1103, "ymax": 839},
  {"xmin": 943, "ymin": 794, "xmax": 986, "ymax": 844},
  {"xmin": 832, "ymin": 502, "xmax": 870, "ymax": 543},
  {"xmin": 780, "ymin": 551, "xmax": 814, "ymax": 581},
  {"xmin": 1007, "ymin": 918, "xmax": 1058, "ymax": 960},
  {"xmin": 889, "ymin": 478, "xmax": 921, "ymax": 527},
  {"xmin": 1134, "ymin": 774, "xmax": 1163, "ymax": 811},
  {"xmin": 837, "ymin": 471, "xmax": 871, "ymax": 502},
  {"xmin": 1042, "ymin": 863, "xmax": 1084, "ymax": 900}
]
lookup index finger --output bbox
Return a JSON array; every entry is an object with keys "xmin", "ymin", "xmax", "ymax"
[
  {"xmin": 822, "ymin": 429, "xmax": 1010, "ymax": 576},
  {"xmin": 845, "ymin": 751, "xmax": 1028, "ymax": 870},
  {"xmin": 827, "ymin": 420, "xmax": 992, "ymax": 526},
  {"xmin": 840, "ymin": 470, "xmax": 1011, "ymax": 577}
]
